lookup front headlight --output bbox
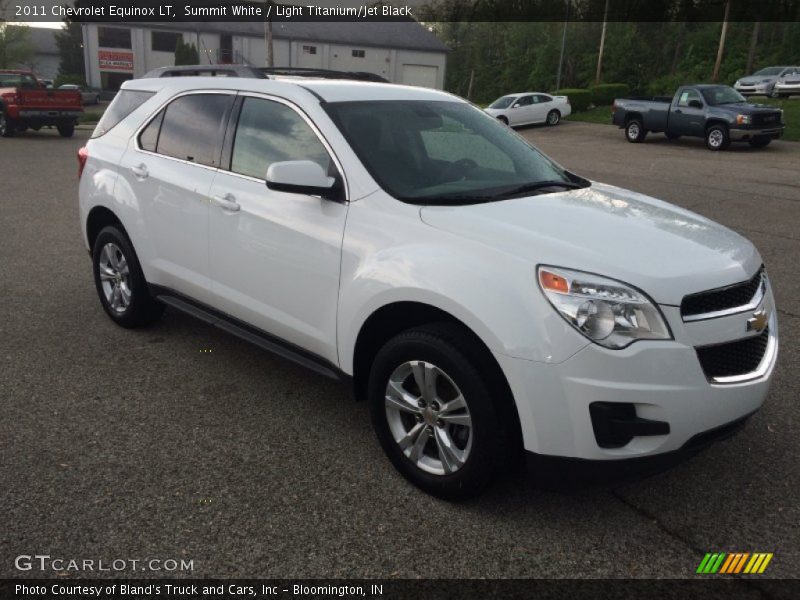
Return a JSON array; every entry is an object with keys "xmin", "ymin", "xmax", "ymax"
[
  {"xmin": 537, "ymin": 266, "xmax": 672, "ymax": 349},
  {"xmin": 736, "ymin": 114, "xmax": 752, "ymax": 125},
  {"xmin": 735, "ymin": 80, "xmax": 741, "ymax": 86}
]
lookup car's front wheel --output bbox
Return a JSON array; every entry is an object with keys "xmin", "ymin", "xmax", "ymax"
[
  {"xmin": 369, "ymin": 324, "xmax": 510, "ymax": 500},
  {"xmin": 92, "ymin": 225, "xmax": 164, "ymax": 328},
  {"xmin": 706, "ymin": 124, "xmax": 730, "ymax": 150}
]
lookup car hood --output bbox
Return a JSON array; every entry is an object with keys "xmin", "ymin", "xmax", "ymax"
[
  {"xmin": 739, "ymin": 76, "xmax": 775, "ymax": 84},
  {"xmin": 484, "ymin": 107, "xmax": 504, "ymax": 115},
  {"xmin": 715, "ymin": 101, "xmax": 782, "ymax": 114},
  {"xmin": 419, "ymin": 182, "xmax": 761, "ymax": 306}
]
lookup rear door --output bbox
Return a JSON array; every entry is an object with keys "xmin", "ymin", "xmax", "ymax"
[
  {"xmin": 206, "ymin": 94, "xmax": 348, "ymax": 363},
  {"xmin": 532, "ymin": 94, "xmax": 553, "ymax": 122},
  {"xmin": 671, "ymin": 88, "xmax": 705, "ymax": 137},
  {"xmin": 117, "ymin": 91, "xmax": 234, "ymax": 304}
]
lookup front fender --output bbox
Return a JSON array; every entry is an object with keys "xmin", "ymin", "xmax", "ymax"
[{"xmin": 336, "ymin": 195, "xmax": 589, "ymax": 374}]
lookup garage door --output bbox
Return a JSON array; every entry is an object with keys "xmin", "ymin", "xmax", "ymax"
[{"xmin": 401, "ymin": 64, "xmax": 439, "ymax": 89}]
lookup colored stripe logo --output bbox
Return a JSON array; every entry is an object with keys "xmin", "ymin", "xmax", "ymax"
[{"xmin": 697, "ymin": 552, "xmax": 773, "ymax": 574}]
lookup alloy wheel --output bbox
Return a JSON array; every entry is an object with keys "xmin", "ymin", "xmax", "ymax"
[
  {"xmin": 98, "ymin": 243, "xmax": 132, "ymax": 313},
  {"xmin": 708, "ymin": 129, "xmax": 724, "ymax": 148},
  {"xmin": 627, "ymin": 122, "xmax": 639, "ymax": 139},
  {"xmin": 384, "ymin": 360, "xmax": 473, "ymax": 475}
]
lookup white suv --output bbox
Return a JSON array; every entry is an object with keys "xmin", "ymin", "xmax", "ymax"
[{"xmin": 79, "ymin": 77, "xmax": 778, "ymax": 499}]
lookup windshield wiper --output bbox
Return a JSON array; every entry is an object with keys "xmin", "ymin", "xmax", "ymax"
[{"xmin": 494, "ymin": 180, "xmax": 586, "ymax": 199}]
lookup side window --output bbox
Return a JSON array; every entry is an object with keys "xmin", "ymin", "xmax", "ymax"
[
  {"xmin": 156, "ymin": 94, "xmax": 233, "ymax": 167},
  {"xmin": 138, "ymin": 110, "xmax": 164, "ymax": 152},
  {"xmin": 536, "ymin": 94, "xmax": 552, "ymax": 103},
  {"xmin": 230, "ymin": 97, "xmax": 332, "ymax": 180},
  {"xmin": 677, "ymin": 89, "xmax": 702, "ymax": 107},
  {"xmin": 515, "ymin": 96, "xmax": 532, "ymax": 107}
]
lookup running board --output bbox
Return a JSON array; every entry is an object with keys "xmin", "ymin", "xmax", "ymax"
[{"xmin": 152, "ymin": 288, "xmax": 346, "ymax": 382}]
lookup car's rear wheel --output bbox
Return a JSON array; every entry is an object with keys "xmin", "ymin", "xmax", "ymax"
[
  {"xmin": 625, "ymin": 118, "xmax": 646, "ymax": 143},
  {"xmin": 546, "ymin": 109, "xmax": 561, "ymax": 126},
  {"xmin": 369, "ymin": 323, "xmax": 510, "ymax": 500},
  {"xmin": 749, "ymin": 136, "xmax": 771, "ymax": 148},
  {"xmin": 706, "ymin": 124, "xmax": 730, "ymax": 150},
  {"xmin": 92, "ymin": 226, "xmax": 164, "ymax": 328},
  {"xmin": 57, "ymin": 124, "xmax": 75, "ymax": 138},
  {"xmin": 0, "ymin": 112, "xmax": 16, "ymax": 137}
]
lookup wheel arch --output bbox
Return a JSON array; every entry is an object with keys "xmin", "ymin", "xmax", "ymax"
[
  {"xmin": 705, "ymin": 118, "xmax": 729, "ymax": 133},
  {"xmin": 86, "ymin": 205, "xmax": 128, "ymax": 252},
  {"xmin": 624, "ymin": 111, "xmax": 643, "ymax": 124},
  {"xmin": 351, "ymin": 300, "xmax": 524, "ymax": 454}
]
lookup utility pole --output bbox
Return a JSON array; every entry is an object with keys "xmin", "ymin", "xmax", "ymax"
[
  {"xmin": 555, "ymin": 1, "xmax": 569, "ymax": 91},
  {"xmin": 712, "ymin": 0, "xmax": 731, "ymax": 82},
  {"xmin": 265, "ymin": 1, "xmax": 274, "ymax": 67},
  {"xmin": 595, "ymin": 0, "xmax": 609, "ymax": 84}
]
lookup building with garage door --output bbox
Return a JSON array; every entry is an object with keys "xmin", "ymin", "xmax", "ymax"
[{"xmin": 80, "ymin": 21, "xmax": 448, "ymax": 92}]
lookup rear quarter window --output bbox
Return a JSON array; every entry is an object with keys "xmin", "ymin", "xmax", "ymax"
[{"xmin": 91, "ymin": 90, "xmax": 154, "ymax": 138}]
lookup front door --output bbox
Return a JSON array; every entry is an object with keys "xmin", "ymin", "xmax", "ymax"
[
  {"xmin": 207, "ymin": 95, "xmax": 348, "ymax": 363},
  {"xmin": 671, "ymin": 88, "xmax": 706, "ymax": 137}
]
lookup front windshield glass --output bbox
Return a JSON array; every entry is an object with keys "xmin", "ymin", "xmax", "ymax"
[
  {"xmin": 754, "ymin": 67, "xmax": 784, "ymax": 76},
  {"xmin": 325, "ymin": 100, "xmax": 585, "ymax": 204},
  {"xmin": 701, "ymin": 87, "xmax": 747, "ymax": 105},
  {"xmin": 488, "ymin": 96, "xmax": 515, "ymax": 109}
]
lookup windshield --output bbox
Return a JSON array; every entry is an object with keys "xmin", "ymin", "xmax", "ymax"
[
  {"xmin": 488, "ymin": 96, "xmax": 516, "ymax": 109},
  {"xmin": 324, "ymin": 100, "xmax": 586, "ymax": 204},
  {"xmin": 701, "ymin": 86, "xmax": 746, "ymax": 105},
  {"xmin": 0, "ymin": 73, "xmax": 41, "ymax": 89},
  {"xmin": 754, "ymin": 67, "xmax": 784, "ymax": 76}
]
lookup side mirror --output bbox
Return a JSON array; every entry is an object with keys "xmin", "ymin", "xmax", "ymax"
[
  {"xmin": 688, "ymin": 99, "xmax": 704, "ymax": 109},
  {"xmin": 511, "ymin": 102, "xmax": 521, "ymax": 108},
  {"xmin": 266, "ymin": 160, "xmax": 340, "ymax": 200}
]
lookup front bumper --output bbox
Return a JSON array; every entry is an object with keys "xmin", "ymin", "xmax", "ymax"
[
  {"xmin": 775, "ymin": 83, "xmax": 800, "ymax": 95},
  {"xmin": 497, "ymin": 290, "xmax": 778, "ymax": 461},
  {"xmin": 734, "ymin": 84, "xmax": 772, "ymax": 95},
  {"xmin": 729, "ymin": 125, "xmax": 784, "ymax": 141}
]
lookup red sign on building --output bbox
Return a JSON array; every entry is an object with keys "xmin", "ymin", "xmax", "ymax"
[{"xmin": 98, "ymin": 50, "xmax": 134, "ymax": 72}]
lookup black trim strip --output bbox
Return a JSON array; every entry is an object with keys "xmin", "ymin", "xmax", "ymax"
[{"xmin": 149, "ymin": 284, "xmax": 351, "ymax": 383}]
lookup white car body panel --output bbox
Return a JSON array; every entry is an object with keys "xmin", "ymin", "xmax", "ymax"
[
  {"xmin": 79, "ymin": 77, "xmax": 777, "ymax": 462},
  {"xmin": 484, "ymin": 92, "xmax": 572, "ymax": 126}
]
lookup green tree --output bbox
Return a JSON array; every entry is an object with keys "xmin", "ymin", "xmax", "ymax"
[
  {"xmin": 174, "ymin": 39, "xmax": 199, "ymax": 65},
  {"xmin": 55, "ymin": 21, "xmax": 85, "ymax": 80},
  {"xmin": 0, "ymin": 23, "xmax": 33, "ymax": 69}
]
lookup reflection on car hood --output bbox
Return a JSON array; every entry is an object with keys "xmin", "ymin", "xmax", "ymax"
[{"xmin": 419, "ymin": 182, "xmax": 761, "ymax": 305}]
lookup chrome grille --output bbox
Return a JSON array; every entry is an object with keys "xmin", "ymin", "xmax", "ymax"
[{"xmin": 681, "ymin": 267, "xmax": 764, "ymax": 321}]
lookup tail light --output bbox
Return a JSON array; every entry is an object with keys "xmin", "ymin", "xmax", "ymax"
[{"xmin": 77, "ymin": 146, "xmax": 89, "ymax": 179}]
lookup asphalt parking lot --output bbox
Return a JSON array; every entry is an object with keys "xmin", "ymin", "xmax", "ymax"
[{"xmin": 0, "ymin": 122, "xmax": 797, "ymax": 581}]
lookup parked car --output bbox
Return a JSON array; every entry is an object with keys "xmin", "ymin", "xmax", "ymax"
[
  {"xmin": 484, "ymin": 93, "xmax": 571, "ymax": 126},
  {"xmin": 58, "ymin": 83, "xmax": 101, "ymax": 105},
  {"xmin": 79, "ymin": 77, "xmax": 777, "ymax": 499},
  {"xmin": 40, "ymin": 78, "xmax": 54, "ymax": 89},
  {"xmin": 734, "ymin": 66, "xmax": 800, "ymax": 97},
  {"xmin": 0, "ymin": 70, "xmax": 83, "ymax": 137},
  {"xmin": 612, "ymin": 85, "xmax": 784, "ymax": 150},
  {"xmin": 774, "ymin": 68, "xmax": 800, "ymax": 97}
]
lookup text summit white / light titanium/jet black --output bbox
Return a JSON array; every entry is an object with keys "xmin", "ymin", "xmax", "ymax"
[{"xmin": 78, "ymin": 76, "xmax": 778, "ymax": 499}]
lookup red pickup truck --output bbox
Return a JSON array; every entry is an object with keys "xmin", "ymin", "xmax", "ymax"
[{"xmin": 0, "ymin": 70, "xmax": 83, "ymax": 138}]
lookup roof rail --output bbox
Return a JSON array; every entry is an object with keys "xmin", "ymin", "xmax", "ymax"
[{"xmin": 259, "ymin": 67, "xmax": 390, "ymax": 83}]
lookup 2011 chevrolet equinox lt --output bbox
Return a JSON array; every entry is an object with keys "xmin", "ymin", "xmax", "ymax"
[{"xmin": 78, "ymin": 77, "xmax": 778, "ymax": 499}]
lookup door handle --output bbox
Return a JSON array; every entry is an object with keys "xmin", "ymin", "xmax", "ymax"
[
  {"xmin": 211, "ymin": 193, "xmax": 240, "ymax": 212},
  {"xmin": 130, "ymin": 164, "xmax": 148, "ymax": 179}
]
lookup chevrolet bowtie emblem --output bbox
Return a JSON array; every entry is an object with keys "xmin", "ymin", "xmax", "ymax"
[{"xmin": 746, "ymin": 309, "xmax": 769, "ymax": 333}]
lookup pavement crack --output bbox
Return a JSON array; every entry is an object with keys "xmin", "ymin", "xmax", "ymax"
[{"xmin": 611, "ymin": 489, "xmax": 775, "ymax": 599}]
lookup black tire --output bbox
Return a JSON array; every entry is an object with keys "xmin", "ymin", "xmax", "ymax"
[
  {"xmin": 368, "ymin": 323, "xmax": 513, "ymax": 500},
  {"xmin": 57, "ymin": 124, "xmax": 75, "ymax": 138},
  {"xmin": 705, "ymin": 124, "xmax": 730, "ymax": 151},
  {"xmin": 92, "ymin": 225, "xmax": 164, "ymax": 328},
  {"xmin": 497, "ymin": 116, "xmax": 509, "ymax": 126},
  {"xmin": 625, "ymin": 118, "xmax": 646, "ymax": 143},
  {"xmin": 546, "ymin": 109, "xmax": 561, "ymax": 126},
  {"xmin": 749, "ymin": 136, "xmax": 771, "ymax": 148},
  {"xmin": 0, "ymin": 111, "xmax": 16, "ymax": 137}
]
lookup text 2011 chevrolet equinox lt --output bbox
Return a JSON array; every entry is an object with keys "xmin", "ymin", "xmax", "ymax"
[{"xmin": 79, "ymin": 78, "xmax": 778, "ymax": 499}]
